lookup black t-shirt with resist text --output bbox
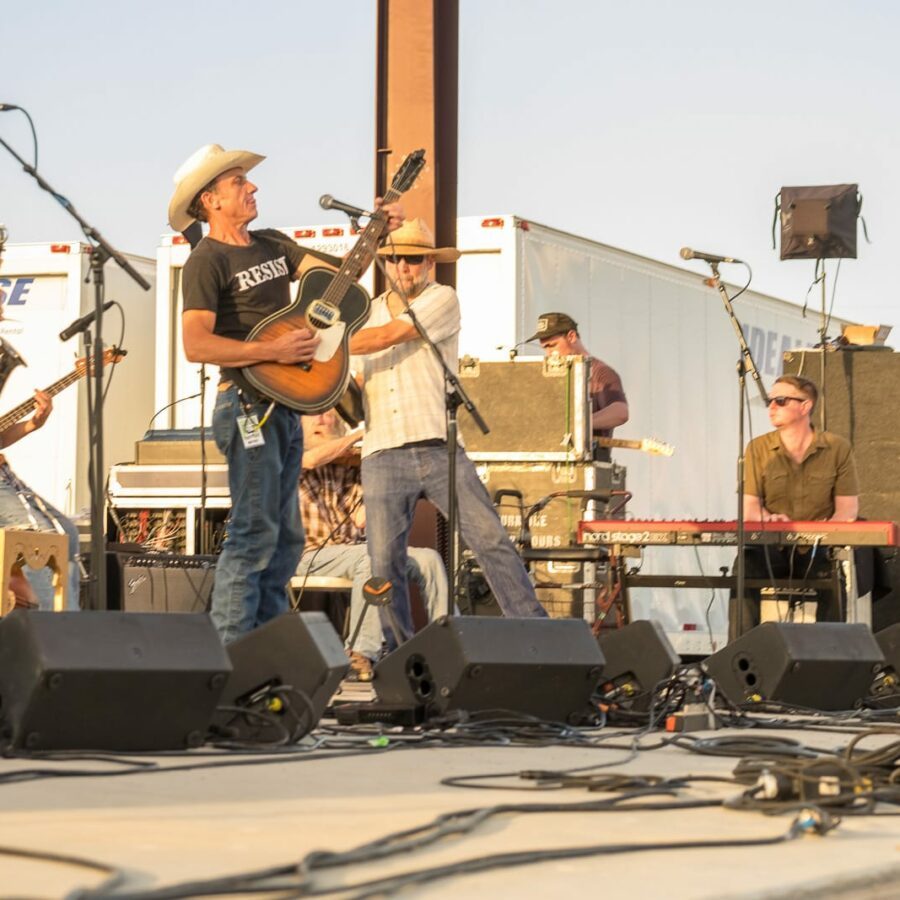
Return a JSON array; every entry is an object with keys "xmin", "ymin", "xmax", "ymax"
[{"xmin": 181, "ymin": 228, "xmax": 317, "ymax": 388}]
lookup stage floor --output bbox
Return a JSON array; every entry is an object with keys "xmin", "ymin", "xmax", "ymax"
[{"xmin": 3, "ymin": 706, "xmax": 900, "ymax": 899}]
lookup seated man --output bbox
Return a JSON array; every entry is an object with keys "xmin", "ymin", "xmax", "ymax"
[
  {"xmin": 732, "ymin": 373, "xmax": 859, "ymax": 638},
  {"xmin": 296, "ymin": 410, "xmax": 447, "ymax": 679}
]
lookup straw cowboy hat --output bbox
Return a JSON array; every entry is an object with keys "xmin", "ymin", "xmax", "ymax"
[
  {"xmin": 168, "ymin": 143, "xmax": 265, "ymax": 232},
  {"xmin": 376, "ymin": 217, "xmax": 461, "ymax": 263}
]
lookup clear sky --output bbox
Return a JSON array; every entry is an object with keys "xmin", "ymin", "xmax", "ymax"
[{"xmin": 2, "ymin": 0, "xmax": 897, "ymax": 332}]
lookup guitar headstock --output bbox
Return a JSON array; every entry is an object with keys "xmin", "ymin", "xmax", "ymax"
[
  {"xmin": 75, "ymin": 346, "xmax": 128, "ymax": 374},
  {"xmin": 641, "ymin": 437, "xmax": 674, "ymax": 457},
  {"xmin": 390, "ymin": 149, "xmax": 426, "ymax": 194}
]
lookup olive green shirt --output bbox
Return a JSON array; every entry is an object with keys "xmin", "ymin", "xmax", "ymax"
[{"xmin": 744, "ymin": 429, "xmax": 858, "ymax": 520}]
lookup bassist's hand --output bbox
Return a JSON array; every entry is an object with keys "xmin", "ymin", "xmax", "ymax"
[
  {"xmin": 28, "ymin": 391, "xmax": 52, "ymax": 432},
  {"xmin": 268, "ymin": 327, "xmax": 320, "ymax": 364}
]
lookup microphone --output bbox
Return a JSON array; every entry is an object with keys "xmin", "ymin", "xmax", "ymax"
[
  {"xmin": 496, "ymin": 339, "xmax": 531, "ymax": 360},
  {"xmin": 319, "ymin": 194, "xmax": 371, "ymax": 219},
  {"xmin": 59, "ymin": 300, "xmax": 115, "ymax": 342},
  {"xmin": 680, "ymin": 247, "xmax": 743, "ymax": 265},
  {"xmin": 0, "ymin": 104, "xmax": 19, "ymax": 112}
]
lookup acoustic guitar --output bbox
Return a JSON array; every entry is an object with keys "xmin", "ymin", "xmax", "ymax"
[{"xmin": 242, "ymin": 150, "xmax": 426, "ymax": 412}]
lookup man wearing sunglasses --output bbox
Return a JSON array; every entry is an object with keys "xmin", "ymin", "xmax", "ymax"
[
  {"xmin": 733, "ymin": 373, "xmax": 860, "ymax": 634},
  {"xmin": 348, "ymin": 218, "xmax": 547, "ymax": 648},
  {"xmin": 744, "ymin": 374, "xmax": 858, "ymax": 524}
]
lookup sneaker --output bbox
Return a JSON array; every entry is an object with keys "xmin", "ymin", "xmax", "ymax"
[{"xmin": 347, "ymin": 651, "xmax": 374, "ymax": 683}]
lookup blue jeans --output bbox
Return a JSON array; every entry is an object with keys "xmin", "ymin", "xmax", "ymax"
[
  {"xmin": 361, "ymin": 445, "xmax": 546, "ymax": 644},
  {"xmin": 0, "ymin": 463, "xmax": 80, "ymax": 609},
  {"xmin": 211, "ymin": 386, "xmax": 304, "ymax": 643},
  {"xmin": 296, "ymin": 542, "xmax": 448, "ymax": 660}
]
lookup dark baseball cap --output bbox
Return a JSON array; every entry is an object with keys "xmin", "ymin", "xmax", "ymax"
[{"xmin": 527, "ymin": 312, "xmax": 578, "ymax": 343}]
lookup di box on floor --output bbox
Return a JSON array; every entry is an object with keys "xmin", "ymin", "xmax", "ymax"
[
  {"xmin": 0, "ymin": 610, "xmax": 231, "ymax": 751},
  {"xmin": 598, "ymin": 620, "xmax": 680, "ymax": 711},
  {"xmin": 703, "ymin": 622, "xmax": 884, "ymax": 711},
  {"xmin": 213, "ymin": 612, "xmax": 349, "ymax": 743},
  {"xmin": 373, "ymin": 616, "xmax": 605, "ymax": 724}
]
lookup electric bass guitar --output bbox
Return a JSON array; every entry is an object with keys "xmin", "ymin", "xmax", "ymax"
[
  {"xmin": 595, "ymin": 436, "xmax": 674, "ymax": 457},
  {"xmin": 0, "ymin": 346, "xmax": 126, "ymax": 434},
  {"xmin": 242, "ymin": 150, "xmax": 426, "ymax": 413}
]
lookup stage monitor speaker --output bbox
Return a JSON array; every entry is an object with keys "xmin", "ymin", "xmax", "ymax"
[
  {"xmin": 213, "ymin": 612, "xmax": 349, "ymax": 743},
  {"xmin": 875, "ymin": 623, "xmax": 900, "ymax": 673},
  {"xmin": 0, "ymin": 610, "xmax": 231, "ymax": 751},
  {"xmin": 373, "ymin": 616, "xmax": 605, "ymax": 724},
  {"xmin": 703, "ymin": 622, "xmax": 883, "ymax": 711},
  {"xmin": 782, "ymin": 348, "xmax": 900, "ymax": 524},
  {"xmin": 598, "ymin": 620, "xmax": 680, "ymax": 711}
]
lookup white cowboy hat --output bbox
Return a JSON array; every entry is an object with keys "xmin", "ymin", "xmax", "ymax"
[
  {"xmin": 376, "ymin": 217, "xmax": 461, "ymax": 263},
  {"xmin": 167, "ymin": 143, "xmax": 265, "ymax": 232}
]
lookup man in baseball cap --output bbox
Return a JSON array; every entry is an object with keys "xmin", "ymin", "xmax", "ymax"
[{"xmin": 529, "ymin": 311, "xmax": 629, "ymax": 458}]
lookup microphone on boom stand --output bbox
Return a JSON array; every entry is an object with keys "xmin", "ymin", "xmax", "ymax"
[
  {"xmin": 319, "ymin": 195, "xmax": 372, "ymax": 219},
  {"xmin": 680, "ymin": 247, "xmax": 744, "ymax": 265}
]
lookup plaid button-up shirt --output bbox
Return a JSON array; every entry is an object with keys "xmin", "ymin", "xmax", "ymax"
[{"xmin": 299, "ymin": 462, "xmax": 364, "ymax": 549}]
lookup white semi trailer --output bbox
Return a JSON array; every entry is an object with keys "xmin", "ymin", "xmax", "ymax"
[{"xmin": 0, "ymin": 241, "xmax": 156, "ymax": 515}]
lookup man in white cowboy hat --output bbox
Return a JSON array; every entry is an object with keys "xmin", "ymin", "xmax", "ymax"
[
  {"xmin": 348, "ymin": 218, "xmax": 547, "ymax": 643},
  {"xmin": 169, "ymin": 143, "xmax": 402, "ymax": 642}
]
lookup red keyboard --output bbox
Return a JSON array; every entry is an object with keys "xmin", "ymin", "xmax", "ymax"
[{"xmin": 577, "ymin": 519, "xmax": 899, "ymax": 548}]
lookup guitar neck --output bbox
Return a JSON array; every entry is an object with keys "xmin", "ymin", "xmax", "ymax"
[
  {"xmin": 320, "ymin": 185, "xmax": 402, "ymax": 307},
  {"xmin": 0, "ymin": 367, "xmax": 84, "ymax": 433}
]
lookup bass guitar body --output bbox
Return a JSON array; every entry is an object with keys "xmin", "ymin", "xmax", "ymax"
[{"xmin": 242, "ymin": 267, "xmax": 371, "ymax": 413}]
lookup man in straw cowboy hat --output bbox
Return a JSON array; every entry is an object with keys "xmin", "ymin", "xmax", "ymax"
[
  {"xmin": 169, "ymin": 143, "xmax": 403, "ymax": 642},
  {"xmin": 348, "ymin": 218, "xmax": 547, "ymax": 644}
]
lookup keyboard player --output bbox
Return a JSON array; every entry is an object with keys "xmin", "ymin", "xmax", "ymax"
[{"xmin": 735, "ymin": 373, "xmax": 865, "ymax": 637}]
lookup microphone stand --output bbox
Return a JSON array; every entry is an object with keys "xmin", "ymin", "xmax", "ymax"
[
  {"xmin": 0, "ymin": 132, "xmax": 151, "ymax": 611},
  {"xmin": 706, "ymin": 261, "xmax": 768, "ymax": 642}
]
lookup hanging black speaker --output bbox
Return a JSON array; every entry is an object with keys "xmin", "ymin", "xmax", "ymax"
[
  {"xmin": 597, "ymin": 620, "xmax": 680, "ymax": 712},
  {"xmin": 213, "ymin": 612, "xmax": 349, "ymax": 743},
  {"xmin": 777, "ymin": 184, "xmax": 860, "ymax": 260},
  {"xmin": 373, "ymin": 616, "xmax": 605, "ymax": 724},
  {"xmin": 703, "ymin": 622, "xmax": 883, "ymax": 711},
  {"xmin": 0, "ymin": 610, "xmax": 231, "ymax": 751}
]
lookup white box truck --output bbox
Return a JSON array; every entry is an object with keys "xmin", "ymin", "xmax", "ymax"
[
  {"xmin": 155, "ymin": 216, "xmax": 850, "ymax": 652},
  {"xmin": 0, "ymin": 241, "xmax": 156, "ymax": 514}
]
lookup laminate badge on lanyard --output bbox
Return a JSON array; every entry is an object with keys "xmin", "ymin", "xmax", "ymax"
[{"xmin": 237, "ymin": 413, "xmax": 265, "ymax": 449}]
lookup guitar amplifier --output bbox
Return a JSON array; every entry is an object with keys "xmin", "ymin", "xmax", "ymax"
[
  {"xmin": 458, "ymin": 356, "xmax": 592, "ymax": 460},
  {"xmin": 476, "ymin": 460, "xmax": 627, "ymax": 548},
  {"xmin": 118, "ymin": 554, "xmax": 217, "ymax": 613}
]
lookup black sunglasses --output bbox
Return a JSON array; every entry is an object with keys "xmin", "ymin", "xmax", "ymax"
[
  {"xmin": 767, "ymin": 395, "xmax": 807, "ymax": 407},
  {"xmin": 390, "ymin": 254, "xmax": 426, "ymax": 265}
]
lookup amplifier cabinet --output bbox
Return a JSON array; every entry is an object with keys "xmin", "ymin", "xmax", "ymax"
[
  {"xmin": 120, "ymin": 555, "xmax": 216, "ymax": 614},
  {"xmin": 532, "ymin": 559, "xmax": 610, "ymax": 621},
  {"xmin": 476, "ymin": 461, "xmax": 626, "ymax": 549},
  {"xmin": 459, "ymin": 356, "xmax": 592, "ymax": 461}
]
